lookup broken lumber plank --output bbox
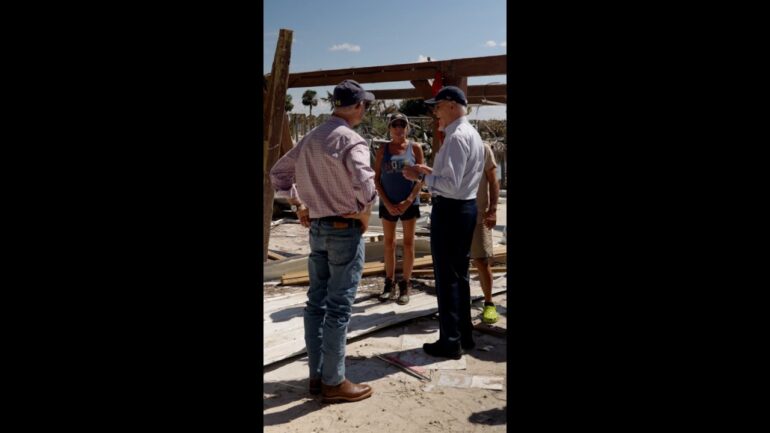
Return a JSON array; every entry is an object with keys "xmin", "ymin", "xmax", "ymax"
[
  {"xmin": 276, "ymin": 244, "xmax": 506, "ymax": 284},
  {"xmin": 410, "ymin": 266, "xmax": 507, "ymax": 277},
  {"xmin": 472, "ymin": 320, "xmax": 507, "ymax": 337},
  {"xmin": 267, "ymin": 250, "xmax": 287, "ymax": 260},
  {"xmin": 263, "ymin": 283, "xmax": 507, "ymax": 366},
  {"xmin": 280, "ymin": 256, "xmax": 434, "ymax": 285}
]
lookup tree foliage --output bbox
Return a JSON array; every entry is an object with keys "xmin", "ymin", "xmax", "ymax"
[
  {"xmin": 285, "ymin": 94, "xmax": 293, "ymax": 112},
  {"xmin": 301, "ymin": 90, "xmax": 318, "ymax": 116},
  {"xmin": 398, "ymin": 99, "xmax": 431, "ymax": 117},
  {"xmin": 321, "ymin": 91, "xmax": 334, "ymax": 110},
  {"xmin": 476, "ymin": 119, "xmax": 506, "ymax": 141}
]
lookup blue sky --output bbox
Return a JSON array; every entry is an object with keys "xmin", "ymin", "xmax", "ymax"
[{"xmin": 264, "ymin": 0, "xmax": 507, "ymax": 120}]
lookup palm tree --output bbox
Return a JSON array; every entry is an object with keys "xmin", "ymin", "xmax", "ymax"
[
  {"xmin": 285, "ymin": 94, "xmax": 293, "ymax": 112},
  {"xmin": 301, "ymin": 90, "xmax": 318, "ymax": 116},
  {"xmin": 321, "ymin": 91, "xmax": 335, "ymax": 110}
]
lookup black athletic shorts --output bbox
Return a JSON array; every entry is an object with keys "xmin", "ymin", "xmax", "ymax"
[{"xmin": 379, "ymin": 203, "xmax": 420, "ymax": 222}]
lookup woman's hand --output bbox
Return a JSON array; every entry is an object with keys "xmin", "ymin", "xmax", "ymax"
[{"xmin": 385, "ymin": 201, "xmax": 401, "ymax": 216}]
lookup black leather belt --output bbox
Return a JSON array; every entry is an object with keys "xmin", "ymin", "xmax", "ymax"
[
  {"xmin": 313, "ymin": 216, "xmax": 362, "ymax": 228},
  {"xmin": 432, "ymin": 195, "xmax": 474, "ymax": 204}
]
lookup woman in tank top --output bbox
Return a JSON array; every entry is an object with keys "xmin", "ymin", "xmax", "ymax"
[{"xmin": 373, "ymin": 113, "xmax": 425, "ymax": 305}]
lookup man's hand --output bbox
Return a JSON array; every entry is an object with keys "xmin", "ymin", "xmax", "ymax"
[
  {"xmin": 402, "ymin": 165, "xmax": 421, "ymax": 181},
  {"xmin": 342, "ymin": 205, "xmax": 371, "ymax": 233},
  {"xmin": 483, "ymin": 208, "xmax": 497, "ymax": 230},
  {"xmin": 402, "ymin": 163, "xmax": 431, "ymax": 181},
  {"xmin": 296, "ymin": 204, "xmax": 310, "ymax": 228}
]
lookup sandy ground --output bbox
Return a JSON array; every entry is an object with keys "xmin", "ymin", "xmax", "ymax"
[
  {"xmin": 264, "ymin": 198, "xmax": 508, "ymax": 431},
  {"xmin": 263, "ymin": 288, "xmax": 507, "ymax": 432}
]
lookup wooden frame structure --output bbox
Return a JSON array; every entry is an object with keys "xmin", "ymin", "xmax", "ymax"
[
  {"xmin": 283, "ymin": 54, "xmax": 506, "ymax": 157},
  {"xmin": 263, "ymin": 28, "xmax": 507, "ymax": 259}
]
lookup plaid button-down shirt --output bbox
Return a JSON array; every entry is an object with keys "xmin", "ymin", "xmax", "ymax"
[{"xmin": 270, "ymin": 116, "xmax": 376, "ymax": 219}]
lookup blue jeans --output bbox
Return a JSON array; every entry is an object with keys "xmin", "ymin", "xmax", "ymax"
[
  {"xmin": 304, "ymin": 219, "xmax": 365, "ymax": 386},
  {"xmin": 430, "ymin": 196, "xmax": 477, "ymax": 350}
]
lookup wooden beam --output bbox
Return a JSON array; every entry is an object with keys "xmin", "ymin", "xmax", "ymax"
[
  {"xmin": 267, "ymin": 250, "xmax": 287, "ymax": 261},
  {"xmin": 279, "ymin": 112, "xmax": 294, "ymax": 157},
  {"xmin": 410, "ymin": 79, "xmax": 434, "ymax": 99},
  {"xmin": 263, "ymin": 29, "xmax": 293, "ymax": 261},
  {"xmin": 280, "ymin": 246, "xmax": 506, "ymax": 285},
  {"xmin": 286, "ymin": 55, "xmax": 506, "ymax": 88},
  {"xmin": 370, "ymin": 83, "xmax": 507, "ymax": 101},
  {"xmin": 411, "ymin": 266, "xmax": 507, "ymax": 278}
]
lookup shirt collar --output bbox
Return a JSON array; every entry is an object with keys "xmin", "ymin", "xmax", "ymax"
[
  {"xmin": 444, "ymin": 116, "xmax": 468, "ymax": 134},
  {"xmin": 329, "ymin": 115, "xmax": 351, "ymax": 128}
]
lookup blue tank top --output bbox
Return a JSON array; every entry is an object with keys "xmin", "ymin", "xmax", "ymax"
[{"xmin": 380, "ymin": 141, "xmax": 420, "ymax": 205}]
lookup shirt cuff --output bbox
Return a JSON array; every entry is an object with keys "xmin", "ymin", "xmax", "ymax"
[{"xmin": 274, "ymin": 185, "xmax": 299, "ymax": 201}]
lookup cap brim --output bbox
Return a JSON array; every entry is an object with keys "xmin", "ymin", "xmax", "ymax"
[{"xmin": 363, "ymin": 91, "xmax": 375, "ymax": 101}]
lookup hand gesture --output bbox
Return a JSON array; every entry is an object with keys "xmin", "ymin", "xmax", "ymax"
[
  {"xmin": 384, "ymin": 201, "xmax": 401, "ymax": 216},
  {"xmin": 395, "ymin": 199, "xmax": 411, "ymax": 215},
  {"xmin": 341, "ymin": 207, "xmax": 371, "ymax": 233},
  {"xmin": 483, "ymin": 208, "xmax": 497, "ymax": 230}
]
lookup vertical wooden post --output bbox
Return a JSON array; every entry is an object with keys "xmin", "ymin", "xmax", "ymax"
[
  {"xmin": 280, "ymin": 112, "xmax": 294, "ymax": 157},
  {"xmin": 263, "ymin": 28, "xmax": 293, "ymax": 261},
  {"xmin": 433, "ymin": 65, "xmax": 468, "ymax": 157}
]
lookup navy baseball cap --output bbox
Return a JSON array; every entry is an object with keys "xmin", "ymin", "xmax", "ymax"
[
  {"xmin": 424, "ymin": 85, "xmax": 467, "ymax": 106},
  {"xmin": 333, "ymin": 79, "xmax": 375, "ymax": 107}
]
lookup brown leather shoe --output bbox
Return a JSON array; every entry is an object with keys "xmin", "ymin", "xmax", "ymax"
[
  {"xmin": 321, "ymin": 379, "xmax": 373, "ymax": 403},
  {"xmin": 309, "ymin": 378, "xmax": 321, "ymax": 395}
]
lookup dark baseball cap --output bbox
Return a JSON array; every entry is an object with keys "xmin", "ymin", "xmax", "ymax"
[
  {"xmin": 388, "ymin": 113, "xmax": 409, "ymax": 126},
  {"xmin": 333, "ymin": 79, "xmax": 375, "ymax": 107},
  {"xmin": 424, "ymin": 85, "xmax": 467, "ymax": 106}
]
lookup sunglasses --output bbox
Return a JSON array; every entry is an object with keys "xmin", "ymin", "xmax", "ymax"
[{"xmin": 390, "ymin": 122, "xmax": 407, "ymax": 128}]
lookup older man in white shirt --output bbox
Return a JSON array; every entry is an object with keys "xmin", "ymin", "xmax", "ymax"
[{"xmin": 403, "ymin": 85, "xmax": 484, "ymax": 359}]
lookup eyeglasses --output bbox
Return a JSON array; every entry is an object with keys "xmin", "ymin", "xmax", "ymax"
[{"xmin": 390, "ymin": 122, "xmax": 407, "ymax": 128}]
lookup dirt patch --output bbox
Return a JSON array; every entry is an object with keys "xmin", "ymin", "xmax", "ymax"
[{"xmin": 263, "ymin": 292, "xmax": 508, "ymax": 432}]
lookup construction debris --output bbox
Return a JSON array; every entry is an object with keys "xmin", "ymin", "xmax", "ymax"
[
  {"xmin": 375, "ymin": 354, "xmax": 431, "ymax": 382},
  {"xmin": 436, "ymin": 372, "xmax": 504, "ymax": 391}
]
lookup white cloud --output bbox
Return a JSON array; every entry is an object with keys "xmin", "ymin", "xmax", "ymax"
[
  {"xmin": 485, "ymin": 40, "xmax": 497, "ymax": 47},
  {"xmin": 329, "ymin": 43, "xmax": 361, "ymax": 52},
  {"xmin": 417, "ymin": 55, "xmax": 437, "ymax": 62},
  {"xmin": 500, "ymin": 41, "xmax": 507, "ymax": 47}
]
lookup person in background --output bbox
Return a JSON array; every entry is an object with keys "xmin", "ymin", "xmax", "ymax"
[
  {"xmin": 471, "ymin": 142, "xmax": 500, "ymax": 324},
  {"xmin": 403, "ymin": 86, "xmax": 484, "ymax": 359},
  {"xmin": 269, "ymin": 79, "xmax": 376, "ymax": 403},
  {"xmin": 374, "ymin": 113, "xmax": 424, "ymax": 305}
]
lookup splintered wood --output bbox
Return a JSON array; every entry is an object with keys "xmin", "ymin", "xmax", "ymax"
[
  {"xmin": 263, "ymin": 277, "xmax": 507, "ymax": 366},
  {"xmin": 279, "ymin": 245, "xmax": 506, "ymax": 285}
]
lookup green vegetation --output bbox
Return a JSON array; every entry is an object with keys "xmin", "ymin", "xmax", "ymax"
[{"xmin": 301, "ymin": 90, "xmax": 318, "ymax": 116}]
